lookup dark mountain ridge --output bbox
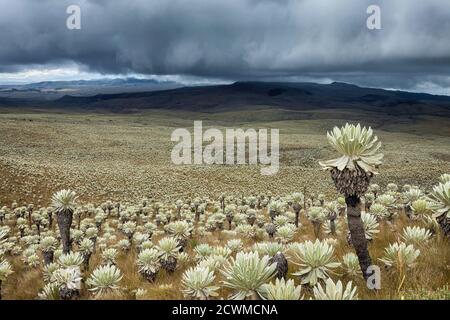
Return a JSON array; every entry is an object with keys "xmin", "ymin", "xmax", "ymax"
[{"xmin": 1, "ymin": 81, "xmax": 450, "ymax": 117}]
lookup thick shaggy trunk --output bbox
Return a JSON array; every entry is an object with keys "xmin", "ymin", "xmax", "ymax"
[
  {"xmin": 161, "ymin": 256, "xmax": 177, "ymax": 273},
  {"xmin": 269, "ymin": 252, "xmax": 288, "ymax": 279},
  {"xmin": 293, "ymin": 204, "xmax": 301, "ymax": 227},
  {"xmin": 28, "ymin": 211, "xmax": 32, "ymax": 228},
  {"xmin": 346, "ymin": 195, "xmax": 372, "ymax": 279},
  {"xmin": 59, "ymin": 287, "xmax": 79, "ymax": 300},
  {"xmin": 312, "ymin": 221, "xmax": 321, "ymax": 239},
  {"xmin": 43, "ymin": 251, "xmax": 54, "ymax": 265},
  {"xmin": 83, "ymin": 252, "xmax": 92, "ymax": 271},
  {"xmin": 404, "ymin": 205, "xmax": 413, "ymax": 219},
  {"xmin": 141, "ymin": 270, "xmax": 158, "ymax": 282},
  {"xmin": 57, "ymin": 211, "xmax": 73, "ymax": 254},
  {"xmin": 178, "ymin": 238, "xmax": 188, "ymax": 252},
  {"xmin": 437, "ymin": 215, "xmax": 450, "ymax": 237},
  {"xmin": 328, "ymin": 211, "xmax": 337, "ymax": 236},
  {"xmin": 194, "ymin": 206, "xmax": 199, "ymax": 222},
  {"xmin": 330, "ymin": 219, "xmax": 336, "ymax": 236},
  {"xmin": 92, "ymin": 237, "xmax": 97, "ymax": 253},
  {"xmin": 226, "ymin": 216, "xmax": 233, "ymax": 230},
  {"xmin": 48, "ymin": 213, "xmax": 53, "ymax": 229}
]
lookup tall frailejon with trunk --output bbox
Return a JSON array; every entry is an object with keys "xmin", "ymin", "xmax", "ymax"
[
  {"xmin": 290, "ymin": 192, "xmax": 304, "ymax": 228},
  {"xmin": 52, "ymin": 189, "xmax": 78, "ymax": 254},
  {"xmin": 319, "ymin": 123, "xmax": 383, "ymax": 279}
]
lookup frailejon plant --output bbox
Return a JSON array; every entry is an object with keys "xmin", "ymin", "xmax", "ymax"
[
  {"xmin": 427, "ymin": 180, "xmax": 450, "ymax": 237},
  {"xmin": 306, "ymin": 207, "xmax": 326, "ymax": 239},
  {"xmin": 290, "ymin": 192, "xmax": 304, "ymax": 227},
  {"xmin": 313, "ymin": 278, "xmax": 358, "ymax": 300},
  {"xmin": 38, "ymin": 283, "xmax": 60, "ymax": 300},
  {"xmin": 194, "ymin": 243, "xmax": 214, "ymax": 261},
  {"xmin": 52, "ymin": 190, "xmax": 77, "ymax": 253},
  {"xmin": 0, "ymin": 259, "xmax": 13, "ymax": 300},
  {"xmin": 226, "ymin": 239, "xmax": 243, "ymax": 253},
  {"xmin": 319, "ymin": 123, "xmax": 383, "ymax": 279},
  {"xmin": 40, "ymin": 236, "xmax": 58, "ymax": 265},
  {"xmin": 253, "ymin": 242, "xmax": 288, "ymax": 279},
  {"xmin": 165, "ymin": 220, "xmax": 193, "ymax": 250},
  {"xmin": 43, "ymin": 262, "xmax": 59, "ymax": 283},
  {"xmin": 221, "ymin": 251, "xmax": 276, "ymax": 300},
  {"xmin": 379, "ymin": 241, "xmax": 420, "ymax": 292},
  {"xmin": 136, "ymin": 248, "xmax": 160, "ymax": 282},
  {"xmin": 376, "ymin": 194, "xmax": 397, "ymax": 220},
  {"xmin": 291, "ymin": 239, "xmax": 341, "ymax": 286},
  {"xmin": 439, "ymin": 174, "xmax": 450, "ymax": 184},
  {"xmin": 401, "ymin": 226, "xmax": 432, "ymax": 244},
  {"xmin": 410, "ymin": 199, "xmax": 432, "ymax": 220},
  {"xmin": 58, "ymin": 252, "xmax": 83, "ymax": 269},
  {"xmin": 324, "ymin": 201, "xmax": 339, "ymax": 236},
  {"xmin": 360, "ymin": 212, "xmax": 380, "ymax": 240},
  {"xmin": 275, "ymin": 225, "xmax": 296, "ymax": 244},
  {"xmin": 198, "ymin": 255, "xmax": 228, "ymax": 271},
  {"xmin": 101, "ymin": 248, "xmax": 118, "ymax": 266},
  {"xmin": 156, "ymin": 237, "xmax": 180, "ymax": 273},
  {"xmin": 342, "ymin": 252, "xmax": 361, "ymax": 277},
  {"xmin": 369, "ymin": 203, "xmax": 389, "ymax": 220},
  {"xmin": 379, "ymin": 242, "xmax": 420, "ymax": 270},
  {"xmin": 181, "ymin": 265, "xmax": 219, "ymax": 300},
  {"xmin": 87, "ymin": 264, "xmax": 123, "ymax": 299},
  {"xmin": 261, "ymin": 278, "xmax": 303, "ymax": 300},
  {"xmin": 52, "ymin": 267, "xmax": 82, "ymax": 300},
  {"xmin": 402, "ymin": 188, "xmax": 423, "ymax": 218},
  {"xmin": 78, "ymin": 238, "xmax": 94, "ymax": 270}
]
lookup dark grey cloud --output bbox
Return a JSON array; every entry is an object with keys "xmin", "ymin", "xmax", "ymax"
[{"xmin": 1, "ymin": 0, "xmax": 450, "ymax": 92}]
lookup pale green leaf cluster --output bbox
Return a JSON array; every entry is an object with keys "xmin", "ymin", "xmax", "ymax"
[
  {"xmin": 360, "ymin": 212, "xmax": 380, "ymax": 240},
  {"xmin": 221, "ymin": 251, "xmax": 276, "ymax": 300},
  {"xmin": 291, "ymin": 239, "xmax": 341, "ymax": 286},
  {"xmin": 261, "ymin": 278, "xmax": 303, "ymax": 300},
  {"xmin": 87, "ymin": 264, "xmax": 123, "ymax": 297},
  {"xmin": 58, "ymin": 252, "xmax": 83, "ymax": 268},
  {"xmin": 157, "ymin": 237, "xmax": 181, "ymax": 260},
  {"xmin": 313, "ymin": 278, "xmax": 358, "ymax": 300},
  {"xmin": 0, "ymin": 259, "xmax": 13, "ymax": 281},
  {"xmin": 379, "ymin": 242, "xmax": 420, "ymax": 269},
  {"xmin": 427, "ymin": 181, "xmax": 450, "ymax": 219},
  {"xmin": 342, "ymin": 252, "xmax": 361, "ymax": 276},
  {"xmin": 137, "ymin": 248, "xmax": 160, "ymax": 274},
  {"xmin": 319, "ymin": 123, "xmax": 383, "ymax": 173},
  {"xmin": 51, "ymin": 189, "xmax": 77, "ymax": 213},
  {"xmin": 401, "ymin": 226, "xmax": 432, "ymax": 244},
  {"xmin": 182, "ymin": 266, "xmax": 219, "ymax": 300}
]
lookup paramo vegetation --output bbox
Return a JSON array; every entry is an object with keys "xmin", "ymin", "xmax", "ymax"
[{"xmin": 0, "ymin": 124, "xmax": 448, "ymax": 300}]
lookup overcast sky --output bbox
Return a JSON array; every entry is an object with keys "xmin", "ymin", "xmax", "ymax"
[{"xmin": 1, "ymin": 0, "xmax": 450, "ymax": 94}]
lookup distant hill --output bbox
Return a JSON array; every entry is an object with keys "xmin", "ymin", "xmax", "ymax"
[
  {"xmin": 1, "ymin": 81, "xmax": 450, "ymax": 117},
  {"xmin": 53, "ymin": 81, "xmax": 450, "ymax": 117},
  {"xmin": 0, "ymin": 78, "xmax": 181, "ymax": 100}
]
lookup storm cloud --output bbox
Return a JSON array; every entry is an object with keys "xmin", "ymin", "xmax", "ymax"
[{"xmin": 1, "ymin": 0, "xmax": 450, "ymax": 92}]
